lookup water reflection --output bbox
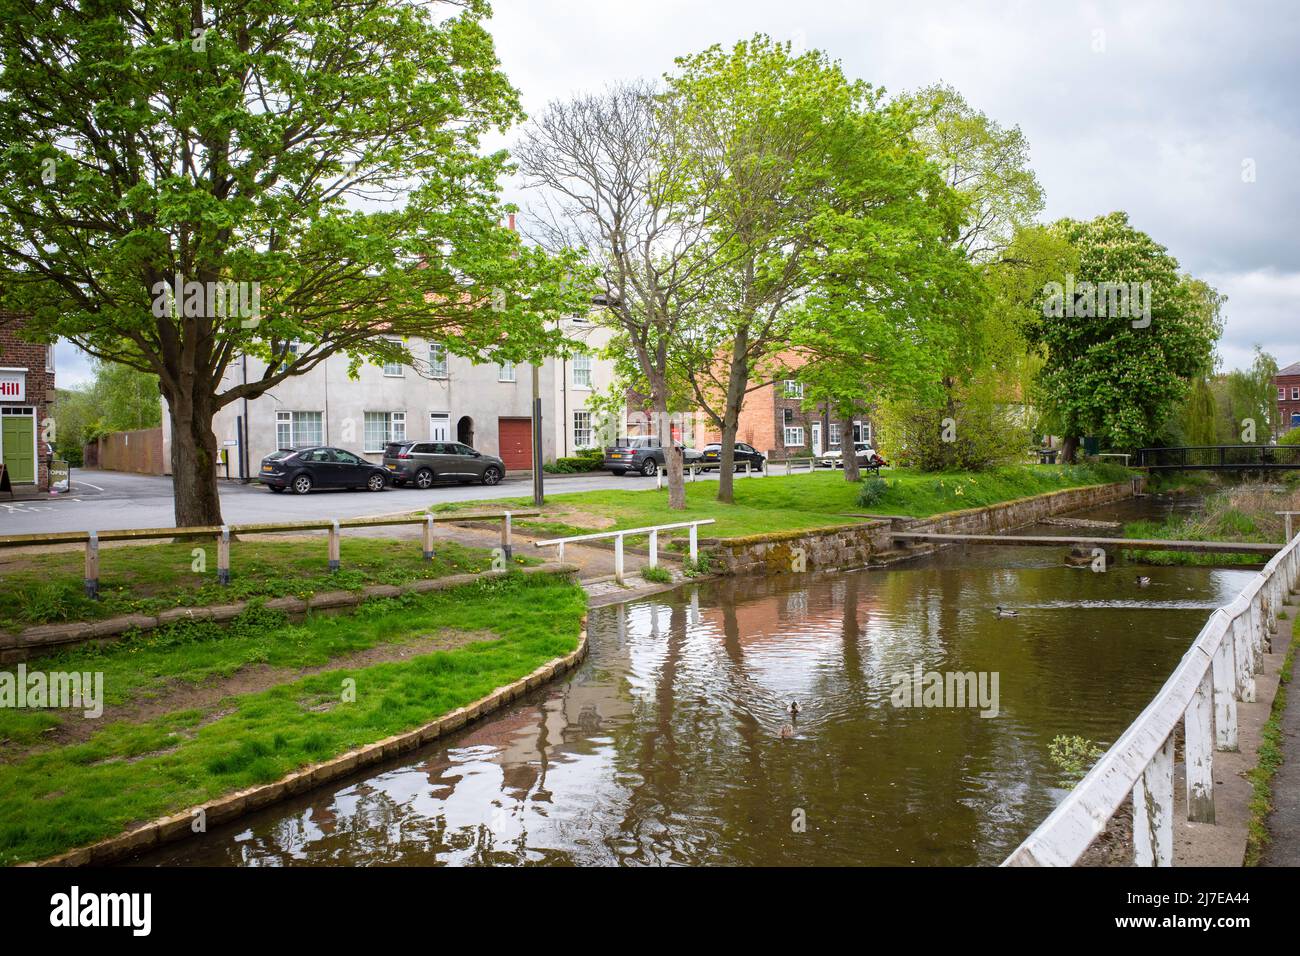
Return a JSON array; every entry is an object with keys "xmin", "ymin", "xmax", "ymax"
[{"xmin": 134, "ymin": 543, "xmax": 1253, "ymax": 867}]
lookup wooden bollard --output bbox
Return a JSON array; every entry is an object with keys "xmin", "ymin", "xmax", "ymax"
[
  {"xmin": 1184, "ymin": 669, "xmax": 1215, "ymax": 823},
  {"xmin": 84, "ymin": 531, "xmax": 99, "ymax": 600},
  {"xmin": 422, "ymin": 514, "xmax": 435, "ymax": 561},
  {"xmin": 328, "ymin": 520, "xmax": 340, "ymax": 571},
  {"xmin": 501, "ymin": 512, "xmax": 512, "ymax": 561},
  {"xmin": 217, "ymin": 525, "xmax": 231, "ymax": 585},
  {"xmin": 648, "ymin": 529, "xmax": 658, "ymax": 568}
]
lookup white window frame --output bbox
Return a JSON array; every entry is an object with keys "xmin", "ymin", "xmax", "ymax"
[
  {"xmin": 783, "ymin": 380, "xmax": 804, "ymax": 399},
  {"xmin": 429, "ymin": 411, "xmax": 451, "ymax": 442},
  {"xmin": 829, "ymin": 422, "xmax": 841, "ymax": 447},
  {"xmin": 382, "ymin": 339, "xmax": 404, "ymax": 378},
  {"xmin": 45, "ymin": 345, "xmax": 55, "ymax": 374},
  {"xmin": 364, "ymin": 411, "xmax": 406, "ymax": 453},
  {"xmin": 276, "ymin": 410, "xmax": 324, "ymax": 449},
  {"xmin": 784, "ymin": 426, "xmax": 805, "ymax": 447},
  {"xmin": 428, "ymin": 342, "xmax": 448, "ymax": 379},
  {"xmin": 573, "ymin": 410, "xmax": 593, "ymax": 449},
  {"xmin": 1292, "ymin": 387, "xmax": 1300, "ymax": 401},
  {"xmin": 572, "ymin": 353, "xmax": 593, "ymax": 389},
  {"xmin": 498, "ymin": 360, "xmax": 516, "ymax": 382},
  {"xmin": 1280, "ymin": 387, "xmax": 1288, "ymax": 401}
]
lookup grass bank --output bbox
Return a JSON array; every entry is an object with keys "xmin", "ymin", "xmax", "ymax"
[
  {"xmin": 1245, "ymin": 609, "xmax": 1297, "ymax": 866},
  {"xmin": 1123, "ymin": 483, "xmax": 1298, "ymax": 566},
  {"xmin": 0, "ymin": 571, "xmax": 586, "ymax": 866},
  {"xmin": 0, "ymin": 536, "xmax": 525, "ymax": 631},
  {"xmin": 427, "ymin": 463, "xmax": 1132, "ymax": 544}
]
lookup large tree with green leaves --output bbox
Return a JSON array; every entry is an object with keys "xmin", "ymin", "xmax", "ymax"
[
  {"xmin": 1024, "ymin": 212, "xmax": 1223, "ymax": 459},
  {"xmin": 0, "ymin": 0, "xmax": 586, "ymax": 526}
]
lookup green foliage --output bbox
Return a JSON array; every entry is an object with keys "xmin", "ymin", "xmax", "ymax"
[
  {"xmin": 1121, "ymin": 483, "xmax": 1294, "ymax": 565},
  {"xmin": 55, "ymin": 359, "xmax": 162, "ymax": 463},
  {"xmin": 875, "ymin": 381, "xmax": 1032, "ymax": 472},
  {"xmin": 640, "ymin": 565, "xmax": 673, "ymax": 584},
  {"xmin": 544, "ymin": 448, "xmax": 605, "ymax": 474},
  {"xmin": 1279, "ymin": 428, "xmax": 1300, "ymax": 446},
  {"xmin": 1048, "ymin": 735, "xmax": 1105, "ymax": 787},
  {"xmin": 857, "ymin": 476, "xmax": 889, "ymax": 507},
  {"xmin": 682, "ymin": 553, "xmax": 713, "ymax": 577}
]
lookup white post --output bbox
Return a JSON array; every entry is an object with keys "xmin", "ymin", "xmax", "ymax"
[
  {"xmin": 422, "ymin": 514, "xmax": 435, "ymax": 561},
  {"xmin": 1233, "ymin": 614, "xmax": 1256, "ymax": 703},
  {"xmin": 328, "ymin": 519, "xmax": 340, "ymax": 571},
  {"xmin": 1132, "ymin": 734, "xmax": 1175, "ymax": 866},
  {"xmin": 1249, "ymin": 595, "xmax": 1265, "ymax": 671},
  {"xmin": 614, "ymin": 533, "xmax": 625, "ymax": 584},
  {"xmin": 84, "ymin": 531, "xmax": 99, "ymax": 599},
  {"xmin": 501, "ymin": 511, "xmax": 512, "ymax": 560},
  {"xmin": 556, "ymin": 541, "xmax": 565, "ymax": 565},
  {"xmin": 1184, "ymin": 669, "xmax": 1215, "ymax": 823},
  {"xmin": 648, "ymin": 529, "xmax": 658, "ymax": 568},
  {"xmin": 1212, "ymin": 636, "xmax": 1238, "ymax": 751},
  {"xmin": 218, "ymin": 525, "xmax": 231, "ymax": 585},
  {"xmin": 689, "ymin": 523, "xmax": 698, "ymax": 563},
  {"xmin": 656, "ymin": 469, "xmax": 663, "ymax": 490}
]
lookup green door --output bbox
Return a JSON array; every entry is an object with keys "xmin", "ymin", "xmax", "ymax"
[{"xmin": 2, "ymin": 414, "xmax": 35, "ymax": 483}]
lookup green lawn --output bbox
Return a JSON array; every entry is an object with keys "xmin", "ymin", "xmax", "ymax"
[
  {"xmin": 0, "ymin": 536, "xmax": 526, "ymax": 631},
  {"xmin": 429, "ymin": 463, "xmax": 1133, "ymax": 544},
  {"xmin": 1122, "ymin": 483, "xmax": 1292, "ymax": 566},
  {"xmin": 0, "ymin": 571, "xmax": 587, "ymax": 866}
]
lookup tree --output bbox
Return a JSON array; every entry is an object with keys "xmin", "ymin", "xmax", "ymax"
[
  {"xmin": 1024, "ymin": 212, "xmax": 1223, "ymax": 460},
  {"xmin": 1219, "ymin": 346, "xmax": 1279, "ymax": 442},
  {"xmin": 515, "ymin": 81, "xmax": 724, "ymax": 510},
  {"xmin": 0, "ymin": 0, "xmax": 586, "ymax": 526},
  {"xmin": 667, "ymin": 37, "xmax": 971, "ymax": 502},
  {"xmin": 54, "ymin": 359, "xmax": 163, "ymax": 465}
]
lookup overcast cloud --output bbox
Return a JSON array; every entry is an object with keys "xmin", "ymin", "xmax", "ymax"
[{"xmin": 55, "ymin": 1, "xmax": 1300, "ymax": 384}]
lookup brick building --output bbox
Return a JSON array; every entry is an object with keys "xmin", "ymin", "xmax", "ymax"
[
  {"xmin": 0, "ymin": 312, "xmax": 56, "ymax": 488},
  {"xmin": 1276, "ymin": 361, "xmax": 1300, "ymax": 437}
]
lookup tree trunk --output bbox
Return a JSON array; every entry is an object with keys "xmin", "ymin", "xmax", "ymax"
[
  {"xmin": 651, "ymin": 376, "xmax": 686, "ymax": 510},
  {"xmin": 840, "ymin": 406, "xmax": 861, "ymax": 482},
  {"xmin": 1061, "ymin": 435, "xmax": 1080, "ymax": 465},
  {"xmin": 166, "ymin": 385, "xmax": 225, "ymax": 527},
  {"xmin": 716, "ymin": 337, "xmax": 750, "ymax": 504}
]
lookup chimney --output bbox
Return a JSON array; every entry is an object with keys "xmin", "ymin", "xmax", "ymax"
[{"xmin": 507, "ymin": 212, "xmax": 516, "ymax": 232}]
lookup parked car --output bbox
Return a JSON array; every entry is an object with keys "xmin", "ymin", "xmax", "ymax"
[
  {"xmin": 699, "ymin": 442, "xmax": 766, "ymax": 472},
  {"xmin": 259, "ymin": 446, "xmax": 390, "ymax": 494},
  {"xmin": 819, "ymin": 442, "xmax": 887, "ymax": 471},
  {"xmin": 603, "ymin": 437, "xmax": 703, "ymax": 476},
  {"xmin": 381, "ymin": 440, "xmax": 505, "ymax": 487}
]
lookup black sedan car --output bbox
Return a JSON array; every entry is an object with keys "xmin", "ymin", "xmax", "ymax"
[
  {"xmin": 258, "ymin": 446, "xmax": 390, "ymax": 494},
  {"xmin": 699, "ymin": 442, "xmax": 766, "ymax": 472}
]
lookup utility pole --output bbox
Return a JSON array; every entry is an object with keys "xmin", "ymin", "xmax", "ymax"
[{"xmin": 532, "ymin": 361, "xmax": 544, "ymax": 506}]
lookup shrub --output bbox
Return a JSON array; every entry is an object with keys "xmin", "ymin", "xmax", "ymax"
[
  {"xmin": 857, "ymin": 476, "xmax": 889, "ymax": 508},
  {"xmin": 1048, "ymin": 735, "xmax": 1106, "ymax": 788},
  {"xmin": 640, "ymin": 565, "xmax": 672, "ymax": 584}
]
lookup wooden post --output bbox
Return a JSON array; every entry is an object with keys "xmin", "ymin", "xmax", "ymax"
[
  {"xmin": 656, "ymin": 469, "xmax": 662, "ymax": 490},
  {"xmin": 217, "ymin": 525, "xmax": 231, "ymax": 585},
  {"xmin": 614, "ymin": 533, "xmax": 624, "ymax": 584},
  {"xmin": 1233, "ymin": 614, "xmax": 1255, "ymax": 703},
  {"xmin": 501, "ymin": 511, "xmax": 512, "ymax": 560},
  {"xmin": 328, "ymin": 519, "xmax": 340, "ymax": 572},
  {"xmin": 556, "ymin": 541, "xmax": 565, "ymax": 565},
  {"xmin": 1212, "ymin": 636, "xmax": 1238, "ymax": 751},
  {"xmin": 689, "ymin": 523, "xmax": 698, "ymax": 563},
  {"xmin": 648, "ymin": 529, "xmax": 658, "ymax": 568},
  {"xmin": 1132, "ymin": 734, "xmax": 1175, "ymax": 866},
  {"xmin": 1184, "ymin": 669, "xmax": 1215, "ymax": 823},
  {"xmin": 84, "ymin": 531, "xmax": 99, "ymax": 600},
  {"xmin": 422, "ymin": 514, "xmax": 435, "ymax": 560},
  {"xmin": 1249, "ymin": 595, "xmax": 1265, "ymax": 670}
]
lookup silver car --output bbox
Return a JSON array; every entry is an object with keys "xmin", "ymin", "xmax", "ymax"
[{"xmin": 382, "ymin": 440, "xmax": 505, "ymax": 488}]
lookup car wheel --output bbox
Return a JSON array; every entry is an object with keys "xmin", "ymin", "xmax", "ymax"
[
  {"xmin": 481, "ymin": 466, "xmax": 502, "ymax": 486},
  {"xmin": 755, "ymin": 460, "xmax": 764, "ymax": 472},
  {"xmin": 291, "ymin": 474, "xmax": 313, "ymax": 495},
  {"xmin": 640, "ymin": 458, "xmax": 658, "ymax": 477},
  {"xmin": 268, "ymin": 485, "xmax": 285, "ymax": 493},
  {"xmin": 366, "ymin": 473, "xmax": 386, "ymax": 492},
  {"xmin": 611, "ymin": 469, "xmax": 626, "ymax": 476},
  {"xmin": 415, "ymin": 468, "xmax": 434, "ymax": 489}
]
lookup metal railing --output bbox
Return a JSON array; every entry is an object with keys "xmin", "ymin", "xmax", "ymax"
[
  {"xmin": 1004, "ymin": 527, "xmax": 1300, "ymax": 866},
  {"xmin": 1136, "ymin": 444, "xmax": 1300, "ymax": 470},
  {"xmin": 533, "ymin": 519, "xmax": 716, "ymax": 584},
  {"xmin": 0, "ymin": 511, "xmax": 537, "ymax": 599}
]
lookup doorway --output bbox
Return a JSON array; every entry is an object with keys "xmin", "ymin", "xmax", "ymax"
[
  {"xmin": 457, "ymin": 415, "xmax": 474, "ymax": 448},
  {"xmin": 811, "ymin": 422, "xmax": 822, "ymax": 457}
]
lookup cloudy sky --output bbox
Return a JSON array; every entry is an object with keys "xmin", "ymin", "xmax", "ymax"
[{"xmin": 55, "ymin": 1, "xmax": 1300, "ymax": 383}]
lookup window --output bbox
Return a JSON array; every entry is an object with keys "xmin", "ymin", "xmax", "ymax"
[
  {"xmin": 382, "ymin": 339, "xmax": 404, "ymax": 377},
  {"xmin": 784, "ymin": 426, "xmax": 805, "ymax": 447},
  {"xmin": 276, "ymin": 411, "xmax": 323, "ymax": 449},
  {"xmin": 45, "ymin": 344, "xmax": 55, "ymax": 373},
  {"xmin": 498, "ymin": 360, "xmax": 516, "ymax": 382},
  {"xmin": 364, "ymin": 411, "xmax": 406, "ymax": 452},
  {"xmin": 1292, "ymin": 387, "xmax": 1300, "ymax": 401},
  {"xmin": 1280, "ymin": 387, "xmax": 1288, "ymax": 401},
  {"xmin": 572, "ymin": 353, "xmax": 593, "ymax": 388},
  {"xmin": 854, "ymin": 421, "xmax": 872, "ymax": 444},
  {"xmin": 429, "ymin": 342, "xmax": 448, "ymax": 379},
  {"xmin": 573, "ymin": 410, "xmax": 592, "ymax": 448},
  {"xmin": 829, "ymin": 423, "xmax": 842, "ymax": 447},
  {"xmin": 783, "ymin": 380, "xmax": 804, "ymax": 399}
]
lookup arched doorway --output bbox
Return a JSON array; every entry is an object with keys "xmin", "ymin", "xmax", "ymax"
[{"xmin": 457, "ymin": 415, "xmax": 474, "ymax": 448}]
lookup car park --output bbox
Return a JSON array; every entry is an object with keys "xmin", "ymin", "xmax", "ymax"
[
  {"xmin": 603, "ymin": 437, "xmax": 703, "ymax": 476},
  {"xmin": 699, "ymin": 442, "xmax": 766, "ymax": 472},
  {"xmin": 381, "ymin": 440, "xmax": 505, "ymax": 487},
  {"xmin": 258, "ymin": 446, "xmax": 390, "ymax": 494}
]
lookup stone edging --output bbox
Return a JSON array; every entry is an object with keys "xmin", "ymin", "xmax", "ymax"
[
  {"xmin": 2, "ymin": 564, "xmax": 577, "ymax": 663},
  {"xmin": 27, "ymin": 620, "xmax": 590, "ymax": 867}
]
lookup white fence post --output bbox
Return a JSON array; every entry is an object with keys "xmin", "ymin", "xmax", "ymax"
[
  {"xmin": 423, "ymin": 514, "xmax": 435, "ymax": 561},
  {"xmin": 1132, "ymin": 734, "xmax": 1175, "ymax": 866},
  {"xmin": 689, "ymin": 523, "xmax": 698, "ymax": 563},
  {"xmin": 614, "ymin": 533, "xmax": 625, "ymax": 584},
  {"xmin": 1233, "ymin": 614, "xmax": 1256, "ymax": 703},
  {"xmin": 1184, "ymin": 669, "xmax": 1215, "ymax": 823},
  {"xmin": 328, "ymin": 519, "xmax": 340, "ymax": 571},
  {"xmin": 84, "ymin": 531, "xmax": 98, "ymax": 599},
  {"xmin": 218, "ymin": 525, "xmax": 231, "ymax": 585},
  {"xmin": 501, "ymin": 511, "xmax": 513, "ymax": 560},
  {"xmin": 1212, "ymin": 635, "xmax": 1238, "ymax": 750},
  {"xmin": 648, "ymin": 529, "xmax": 658, "ymax": 568}
]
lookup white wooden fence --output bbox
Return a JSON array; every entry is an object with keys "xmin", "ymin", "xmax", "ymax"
[
  {"xmin": 1004, "ymin": 528, "xmax": 1300, "ymax": 866},
  {"xmin": 533, "ymin": 519, "xmax": 716, "ymax": 584}
]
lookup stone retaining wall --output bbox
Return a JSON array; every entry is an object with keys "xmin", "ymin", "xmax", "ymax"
[
  {"xmin": 31, "ymin": 622, "xmax": 589, "ymax": 867},
  {"xmin": 706, "ymin": 480, "xmax": 1138, "ymax": 576},
  {"xmin": 2, "ymin": 564, "xmax": 575, "ymax": 664}
]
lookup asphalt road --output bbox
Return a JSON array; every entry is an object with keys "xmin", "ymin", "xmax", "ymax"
[{"xmin": 0, "ymin": 467, "xmax": 732, "ymax": 535}]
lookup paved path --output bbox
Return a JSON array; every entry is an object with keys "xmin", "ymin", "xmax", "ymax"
[{"xmin": 1260, "ymin": 599, "xmax": 1300, "ymax": 866}]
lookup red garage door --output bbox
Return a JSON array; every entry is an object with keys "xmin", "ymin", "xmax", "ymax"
[{"xmin": 497, "ymin": 417, "xmax": 533, "ymax": 471}]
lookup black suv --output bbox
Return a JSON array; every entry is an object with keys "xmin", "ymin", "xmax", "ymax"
[
  {"xmin": 603, "ymin": 437, "xmax": 703, "ymax": 476},
  {"xmin": 699, "ymin": 442, "xmax": 765, "ymax": 472},
  {"xmin": 259, "ymin": 446, "xmax": 390, "ymax": 494}
]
